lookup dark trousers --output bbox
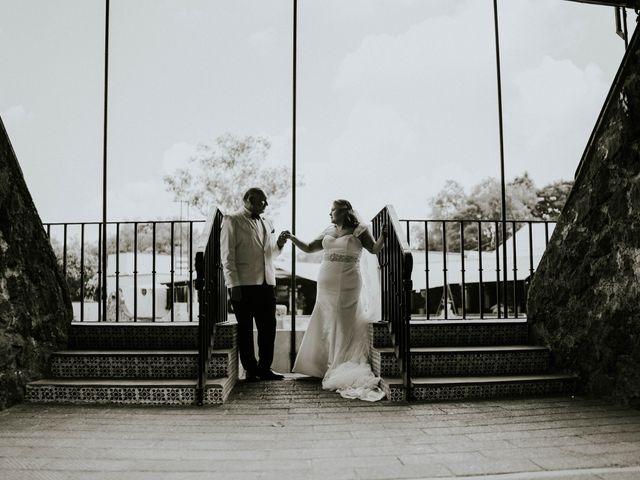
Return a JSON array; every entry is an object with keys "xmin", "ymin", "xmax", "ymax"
[{"xmin": 231, "ymin": 284, "xmax": 277, "ymax": 374}]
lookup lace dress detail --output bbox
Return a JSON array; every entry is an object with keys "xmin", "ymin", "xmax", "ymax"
[
  {"xmin": 324, "ymin": 252, "xmax": 359, "ymax": 263},
  {"xmin": 293, "ymin": 229, "xmax": 385, "ymax": 402}
]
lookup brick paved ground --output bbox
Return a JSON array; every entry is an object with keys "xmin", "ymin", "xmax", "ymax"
[{"xmin": 1, "ymin": 376, "xmax": 640, "ymax": 480}]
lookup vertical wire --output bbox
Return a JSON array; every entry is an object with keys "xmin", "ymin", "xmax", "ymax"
[
  {"xmin": 102, "ymin": 0, "xmax": 110, "ymax": 323},
  {"xmin": 492, "ymin": 0, "xmax": 509, "ymax": 318},
  {"xmin": 290, "ymin": 0, "xmax": 298, "ymax": 371}
]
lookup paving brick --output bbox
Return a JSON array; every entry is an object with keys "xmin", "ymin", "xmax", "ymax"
[{"xmin": 1, "ymin": 380, "xmax": 640, "ymax": 479}]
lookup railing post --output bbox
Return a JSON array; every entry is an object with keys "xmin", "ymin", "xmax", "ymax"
[
  {"xmin": 80, "ymin": 223, "xmax": 85, "ymax": 322},
  {"xmin": 170, "ymin": 221, "xmax": 175, "ymax": 322},
  {"xmin": 402, "ymin": 276, "xmax": 413, "ymax": 399},
  {"xmin": 115, "ymin": 222, "xmax": 120, "ymax": 323},
  {"xmin": 195, "ymin": 251, "xmax": 205, "ymax": 406},
  {"xmin": 133, "ymin": 222, "xmax": 138, "ymax": 322},
  {"xmin": 152, "ymin": 222, "xmax": 156, "ymax": 322}
]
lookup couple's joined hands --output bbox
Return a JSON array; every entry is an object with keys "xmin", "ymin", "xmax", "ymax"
[
  {"xmin": 277, "ymin": 230, "xmax": 292, "ymax": 248},
  {"xmin": 277, "ymin": 225, "xmax": 387, "ymax": 245}
]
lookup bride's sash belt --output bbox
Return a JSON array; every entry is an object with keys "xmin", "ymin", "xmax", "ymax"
[{"xmin": 324, "ymin": 252, "xmax": 359, "ymax": 263}]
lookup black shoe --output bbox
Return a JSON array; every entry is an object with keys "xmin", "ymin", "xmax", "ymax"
[
  {"xmin": 245, "ymin": 371, "xmax": 261, "ymax": 382},
  {"xmin": 259, "ymin": 369, "xmax": 284, "ymax": 381}
]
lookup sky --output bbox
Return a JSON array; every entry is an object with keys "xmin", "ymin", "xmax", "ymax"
[{"xmin": 0, "ymin": 0, "xmax": 636, "ymax": 240}]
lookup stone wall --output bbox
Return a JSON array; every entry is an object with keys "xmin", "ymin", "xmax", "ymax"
[
  {"xmin": 0, "ymin": 116, "xmax": 72, "ymax": 409},
  {"xmin": 527, "ymin": 28, "xmax": 640, "ymax": 405}
]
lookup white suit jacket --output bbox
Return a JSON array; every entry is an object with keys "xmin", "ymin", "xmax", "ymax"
[{"xmin": 220, "ymin": 209, "xmax": 283, "ymax": 288}]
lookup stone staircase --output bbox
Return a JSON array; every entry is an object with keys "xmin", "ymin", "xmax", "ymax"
[
  {"xmin": 369, "ymin": 319, "xmax": 577, "ymax": 402},
  {"xmin": 26, "ymin": 322, "xmax": 238, "ymax": 405}
]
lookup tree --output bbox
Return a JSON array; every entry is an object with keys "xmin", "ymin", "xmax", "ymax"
[
  {"xmin": 50, "ymin": 237, "xmax": 99, "ymax": 301},
  {"xmin": 164, "ymin": 133, "xmax": 297, "ymax": 215},
  {"xmin": 534, "ymin": 180, "xmax": 573, "ymax": 220},
  {"xmin": 411, "ymin": 173, "xmax": 569, "ymax": 252},
  {"xmin": 105, "ymin": 222, "xmax": 189, "ymax": 256}
]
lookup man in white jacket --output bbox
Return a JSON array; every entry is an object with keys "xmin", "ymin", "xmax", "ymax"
[{"xmin": 220, "ymin": 188, "xmax": 288, "ymax": 381}]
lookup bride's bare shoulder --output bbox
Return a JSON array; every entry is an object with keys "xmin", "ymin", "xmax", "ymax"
[
  {"xmin": 312, "ymin": 225, "xmax": 336, "ymax": 241},
  {"xmin": 353, "ymin": 224, "xmax": 369, "ymax": 237}
]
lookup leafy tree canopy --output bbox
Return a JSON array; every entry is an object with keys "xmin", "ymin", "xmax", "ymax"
[
  {"xmin": 163, "ymin": 133, "xmax": 296, "ymax": 215},
  {"xmin": 412, "ymin": 173, "xmax": 573, "ymax": 251}
]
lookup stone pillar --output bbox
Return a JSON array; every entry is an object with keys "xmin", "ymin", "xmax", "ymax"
[
  {"xmin": 527, "ymin": 28, "xmax": 640, "ymax": 405},
  {"xmin": 0, "ymin": 116, "xmax": 72, "ymax": 409}
]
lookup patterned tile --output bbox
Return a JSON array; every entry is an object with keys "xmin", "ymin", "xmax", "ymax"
[
  {"xmin": 370, "ymin": 348, "xmax": 399, "ymax": 377},
  {"xmin": 369, "ymin": 322, "xmax": 393, "ymax": 348},
  {"xmin": 380, "ymin": 379, "xmax": 407, "ymax": 402},
  {"xmin": 50, "ymin": 348, "xmax": 237, "ymax": 379},
  {"xmin": 411, "ymin": 379, "xmax": 574, "ymax": 402},
  {"xmin": 409, "ymin": 322, "xmax": 529, "ymax": 347},
  {"xmin": 25, "ymin": 385, "xmax": 197, "ymax": 405},
  {"xmin": 50, "ymin": 354, "xmax": 196, "ymax": 378},
  {"xmin": 410, "ymin": 349, "xmax": 550, "ymax": 376},
  {"xmin": 29, "ymin": 321, "xmax": 239, "ymax": 405},
  {"xmin": 68, "ymin": 324, "xmax": 199, "ymax": 350}
]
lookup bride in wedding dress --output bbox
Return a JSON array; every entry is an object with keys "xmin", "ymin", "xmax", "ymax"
[{"xmin": 284, "ymin": 200, "xmax": 387, "ymax": 401}]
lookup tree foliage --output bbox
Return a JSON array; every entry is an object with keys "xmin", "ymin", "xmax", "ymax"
[
  {"xmin": 411, "ymin": 173, "xmax": 573, "ymax": 251},
  {"xmin": 164, "ymin": 133, "xmax": 296, "ymax": 215},
  {"xmin": 533, "ymin": 180, "xmax": 574, "ymax": 220},
  {"xmin": 50, "ymin": 237, "xmax": 99, "ymax": 301}
]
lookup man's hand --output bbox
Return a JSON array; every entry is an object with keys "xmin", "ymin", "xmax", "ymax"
[
  {"xmin": 230, "ymin": 287, "xmax": 242, "ymax": 302},
  {"xmin": 277, "ymin": 230, "xmax": 290, "ymax": 248}
]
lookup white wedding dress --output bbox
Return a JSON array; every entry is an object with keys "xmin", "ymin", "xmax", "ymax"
[{"xmin": 293, "ymin": 225, "xmax": 385, "ymax": 402}]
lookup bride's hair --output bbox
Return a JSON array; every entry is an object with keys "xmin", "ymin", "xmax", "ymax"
[{"xmin": 334, "ymin": 199, "xmax": 359, "ymax": 228}]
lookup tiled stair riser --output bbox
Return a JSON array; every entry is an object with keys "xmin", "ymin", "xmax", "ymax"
[
  {"xmin": 370, "ymin": 349, "xmax": 399, "ymax": 377},
  {"xmin": 67, "ymin": 322, "xmax": 236, "ymax": 350},
  {"xmin": 411, "ymin": 379, "xmax": 574, "ymax": 401},
  {"xmin": 380, "ymin": 378, "xmax": 575, "ymax": 402},
  {"xmin": 373, "ymin": 349, "xmax": 549, "ymax": 377},
  {"xmin": 368, "ymin": 321, "xmax": 529, "ymax": 349},
  {"xmin": 369, "ymin": 322, "xmax": 393, "ymax": 348},
  {"xmin": 68, "ymin": 325, "xmax": 198, "ymax": 350},
  {"xmin": 27, "ymin": 322, "xmax": 239, "ymax": 405},
  {"xmin": 409, "ymin": 323, "xmax": 529, "ymax": 347},
  {"xmin": 25, "ymin": 381, "xmax": 235, "ymax": 406},
  {"xmin": 209, "ymin": 345, "xmax": 239, "ymax": 404},
  {"xmin": 49, "ymin": 348, "xmax": 237, "ymax": 379},
  {"xmin": 26, "ymin": 385, "xmax": 197, "ymax": 405},
  {"xmin": 371, "ymin": 320, "xmax": 575, "ymax": 402}
]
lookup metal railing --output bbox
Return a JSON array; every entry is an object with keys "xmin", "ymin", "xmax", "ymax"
[
  {"xmin": 194, "ymin": 209, "xmax": 227, "ymax": 405},
  {"xmin": 399, "ymin": 219, "xmax": 556, "ymax": 320},
  {"xmin": 374, "ymin": 205, "xmax": 414, "ymax": 396},
  {"xmin": 43, "ymin": 220, "xmax": 204, "ymax": 323}
]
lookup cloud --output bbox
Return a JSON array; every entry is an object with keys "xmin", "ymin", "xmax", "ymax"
[
  {"xmin": 248, "ymin": 28, "xmax": 277, "ymax": 52},
  {"xmin": 320, "ymin": 0, "xmax": 616, "ymax": 221},
  {"xmin": 504, "ymin": 56, "xmax": 608, "ymax": 183},
  {"xmin": 161, "ymin": 142, "xmax": 196, "ymax": 175},
  {"xmin": 103, "ymin": 179, "xmax": 184, "ymax": 221},
  {"xmin": 325, "ymin": 0, "xmax": 500, "ymax": 220},
  {"xmin": 98, "ymin": 142, "xmax": 202, "ymax": 221},
  {"xmin": 2, "ymin": 104, "xmax": 32, "ymax": 125}
]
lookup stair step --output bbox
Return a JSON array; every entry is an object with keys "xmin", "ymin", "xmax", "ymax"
[
  {"xmin": 26, "ymin": 377, "xmax": 236, "ymax": 405},
  {"xmin": 370, "ymin": 320, "xmax": 529, "ymax": 348},
  {"xmin": 49, "ymin": 348, "xmax": 237, "ymax": 379},
  {"xmin": 67, "ymin": 321, "xmax": 236, "ymax": 350},
  {"xmin": 381, "ymin": 373, "xmax": 577, "ymax": 402},
  {"xmin": 412, "ymin": 345, "xmax": 548, "ymax": 353},
  {"xmin": 371, "ymin": 345, "xmax": 550, "ymax": 377}
]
